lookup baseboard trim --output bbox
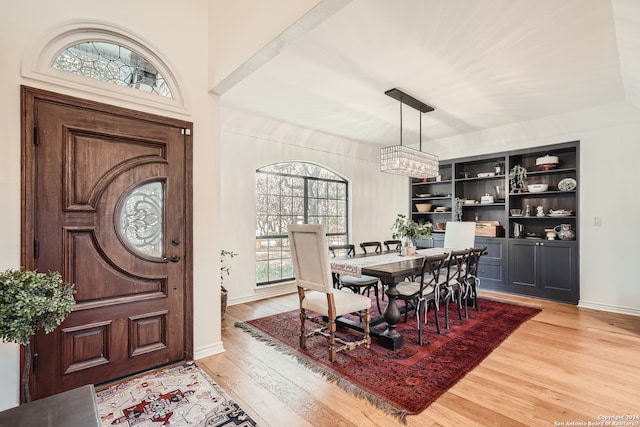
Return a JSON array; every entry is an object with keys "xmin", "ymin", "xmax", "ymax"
[
  {"xmin": 229, "ymin": 282, "xmax": 297, "ymax": 306},
  {"xmin": 194, "ymin": 342, "xmax": 225, "ymax": 360},
  {"xmin": 578, "ymin": 300, "xmax": 640, "ymax": 317}
]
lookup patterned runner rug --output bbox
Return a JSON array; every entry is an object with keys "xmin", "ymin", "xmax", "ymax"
[
  {"xmin": 235, "ymin": 298, "xmax": 541, "ymax": 422},
  {"xmin": 96, "ymin": 362, "xmax": 258, "ymax": 426}
]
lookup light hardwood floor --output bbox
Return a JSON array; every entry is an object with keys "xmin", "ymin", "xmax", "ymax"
[{"xmin": 198, "ymin": 291, "xmax": 640, "ymax": 427}]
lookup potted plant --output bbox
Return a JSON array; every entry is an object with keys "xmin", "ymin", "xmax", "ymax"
[
  {"xmin": 509, "ymin": 164, "xmax": 528, "ymax": 192},
  {"xmin": 220, "ymin": 249, "xmax": 237, "ymax": 319},
  {"xmin": 0, "ymin": 269, "xmax": 75, "ymax": 402},
  {"xmin": 494, "ymin": 160, "xmax": 503, "ymax": 175},
  {"xmin": 391, "ymin": 214, "xmax": 432, "ymax": 255}
]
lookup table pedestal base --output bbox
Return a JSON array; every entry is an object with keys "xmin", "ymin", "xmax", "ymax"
[
  {"xmin": 377, "ymin": 330, "xmax": 404, "ymax": 350},
  {"xmin": 378, "ymin": 282, "xmax": 405, "ymax": 350}
]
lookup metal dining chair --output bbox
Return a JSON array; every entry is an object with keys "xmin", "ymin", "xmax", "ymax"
[
  {"xmin": 383, "ymin": 239, "xmax": 402, "ymax": 252},
  {"xmin": 464, "ymin": 246, "xmax": 488, "ymax": 314},
  {"xmin": 396, "ymin": 252, "xmax": 449, "ymax": 344},
  {"xmin": 359, "ymin": 241, "xmax": 382, "ymax": 254},
  {"xmin": 438, "ymin": 248, "xmax": 472, "ymax": 327}
]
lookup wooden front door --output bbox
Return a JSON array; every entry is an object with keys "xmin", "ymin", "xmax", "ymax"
[{"xmin": 21, "ymin": 87, "xmax": 193, "ymax": 400}]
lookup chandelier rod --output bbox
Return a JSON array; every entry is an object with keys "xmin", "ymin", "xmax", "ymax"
[{"xmin": 400, "ymin": 97, "xmax": 403, "ymax": 146}]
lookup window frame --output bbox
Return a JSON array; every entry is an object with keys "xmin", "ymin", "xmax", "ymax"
[{"xmin": 255, "ymin": 163, "xmax": 349, "ymax": 286}]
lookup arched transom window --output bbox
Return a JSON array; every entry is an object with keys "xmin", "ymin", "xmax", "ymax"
[
  {"xmin": 52, "ymin": 41, "xmax": 173, "ymax": 99},
  {"xmin": 256, "ymin": 162, "xmax": 349, "ymax": 285}
]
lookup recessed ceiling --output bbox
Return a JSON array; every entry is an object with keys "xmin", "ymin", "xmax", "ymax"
[{"xmin": 220, "ymin": 0, "xmax": 633, "ymax": 147}]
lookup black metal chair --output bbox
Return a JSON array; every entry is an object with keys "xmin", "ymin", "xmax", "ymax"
[
  {"xmin": 438, "ymin": 248, "xmax": 472, "ymax": 327},
  {"xmin": 329, "ymin": 244, "xmax": 382, "ymax": 314},
  {"xmin": 464, "ymin": 246, "xmax": 488, "ymax": 314},
  {"xmin": 396, "ymin": 252, "xmax": 449, "ymax": 344},
  {"xmin": 359, "ymin": 241, "xmax": 382, "ymax": 254},
  {"xmin": 383, "ymin": 239, "xmax": 402, "ymax": 252}
]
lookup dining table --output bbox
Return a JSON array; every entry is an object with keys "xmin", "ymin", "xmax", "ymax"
[{"xmin": 331, "ymin": 247, "xmax": 449, "ymax": 350}]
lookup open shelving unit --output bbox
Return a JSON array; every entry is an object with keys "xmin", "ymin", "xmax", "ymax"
[{"xmin": 410, "ymin": 141, "xmax": 579, "ymax": 304}]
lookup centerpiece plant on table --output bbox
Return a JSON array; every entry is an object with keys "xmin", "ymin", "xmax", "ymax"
[{"xmin": 391, "ymin": 214, "xmax": 432, "ymax": 256}]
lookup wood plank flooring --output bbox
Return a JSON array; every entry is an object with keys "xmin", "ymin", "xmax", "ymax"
[{"xmin": 198, "ymin": 291, "xmax": 640, "ymax": 426}]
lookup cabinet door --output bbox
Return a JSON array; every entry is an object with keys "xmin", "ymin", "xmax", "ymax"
[
  {"xmin": 508, "ymin": 240, "xmax": 538, "ymax": 289},
  {"xmin": 538, "ymin": 241, "xmax": 577, "ymax": 295},
  {"xmin": 475, "ymin": 238, "xmax": 505, "ymax": 286}
]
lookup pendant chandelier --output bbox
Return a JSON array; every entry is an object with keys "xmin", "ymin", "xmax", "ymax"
[{"xmin": 380, "ymin": 88, "xmax": 439, "ymax": 179}]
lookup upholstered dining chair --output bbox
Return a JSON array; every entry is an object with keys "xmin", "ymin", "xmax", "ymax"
[
  {"xmin": 288, "ymin": 224, "xmax": 371, "ymax": 362},
  {"xmin": 464, "ymin": 246, "xmax": 488, "ymax": 314},
  {"xmin": 359, "ymin": 241, "xmax": 382, "ymax": 254},
  {"xmin": 383, "ymin": 239, "xmax": 402, "ymax": 252},
  {"xmin": 443, "ymin": 221, "xmax": 476, "ymax": 249},
  {"xmin": 328, "ymin": 244, "xmax": 383, "ymax": 314},
  {"xmin": 438, "ymin": 248, "xmax": 472, "ymax": 327},
  {"xmin": 396, "ymin": 252, "xmax": 449, "ymax": 344}
]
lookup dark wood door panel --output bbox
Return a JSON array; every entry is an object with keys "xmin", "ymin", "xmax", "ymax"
[{"xmin": 22, "ymin": 86, "xmax": 193, "ymax": 400}]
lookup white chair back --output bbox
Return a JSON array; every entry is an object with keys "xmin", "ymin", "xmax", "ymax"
[
  {"xmin": 288, "ymin": 224, "xmax": 334, "ymax": 294},
  {"xmin": 444, "ymin": 221, "xmax": 476, "ymax": 249}
]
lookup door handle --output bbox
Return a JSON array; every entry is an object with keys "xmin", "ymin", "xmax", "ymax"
[{"xmin": 170, "ymin": 255, "xmax": 180, "ymax": 262}]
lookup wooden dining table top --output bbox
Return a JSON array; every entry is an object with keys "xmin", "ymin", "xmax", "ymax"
[{"xmin": 331, "ymin": 248, "xmax": 449, "ymax": 284}]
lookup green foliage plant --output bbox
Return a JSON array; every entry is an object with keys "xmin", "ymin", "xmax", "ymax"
[
  {"xmin": 391, "ymin": 214, "xmax": 432, "ymax": 243},
  {"xmin": 0, "ymin": 268, "xmax": 75, "ymax": 402},
  {"xmin": 220, "ymin": 250, "xmax": 237, "ymax": 287},
  {"xmin": 220, "ymin": 250, "xmax": 237, "ymax": 320}
]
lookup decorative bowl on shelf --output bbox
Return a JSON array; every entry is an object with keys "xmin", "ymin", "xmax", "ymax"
[
  {"xmin": 434, "ymin": 206, "xmax": 451, "ymax": 212},
  {"xmin": 415, "ymin": 193, "xmax": 431, "ymax": 198},
  {"xmin": 435, "ymin": 222, "xmax": 447, "ymax": 231},
  {"xmin": 416, "ymin": 203, "xmax": 432, "ymax": 212},
  {"xmin": 527, "ymin": 184, "xmax": 548, "ymax": 193}
]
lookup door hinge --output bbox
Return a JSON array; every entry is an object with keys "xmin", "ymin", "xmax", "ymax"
[
  {"xmin": 33, "ymin": 126, "xmax": 39, "ymax": 145},
  {"xmin": 33, "ymin": 352, "xmax": 39, "ymax": 373},
  {"xmin": 181, "ymin": 128, "xmax": 191, "ymax": 136},
  {"xmin": 34, "ymin": 239, "xmax": 39, "ymax": 259}
]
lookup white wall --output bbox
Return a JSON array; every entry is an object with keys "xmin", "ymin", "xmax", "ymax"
[
  {"xmin": 220, "ymin": 108, "xmax": 408, "ymax": 303},
  {"xmin": 0, "ymin": 0, "xmax": 217, "ymax": 410}
]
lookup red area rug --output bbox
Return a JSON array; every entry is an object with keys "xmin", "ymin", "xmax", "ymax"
[{"xmin": 235, "ymin": 297, "xmax": 540, "ymax": 422}]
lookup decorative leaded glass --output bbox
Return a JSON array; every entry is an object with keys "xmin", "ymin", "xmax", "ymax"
[
  {"xmin": 52, "ymin": 41, "xmax": 173, "ymax": 98},
  {"xmin": 119, "ymin": 181, "xmax": 164, "ymax": 259},
  {"xmin": 258, "ymin": 162, "xmax": 343, "ymax": 181}
]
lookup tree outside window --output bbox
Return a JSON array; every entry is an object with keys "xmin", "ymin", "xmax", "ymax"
[{"xmin": 255, "ymin": 162, "xmax": 348, "ymax": 285}]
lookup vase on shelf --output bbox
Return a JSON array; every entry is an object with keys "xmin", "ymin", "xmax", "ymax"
[{"xmin": 554, "ymin": 224, "xmax": 575, "ymax": 241}]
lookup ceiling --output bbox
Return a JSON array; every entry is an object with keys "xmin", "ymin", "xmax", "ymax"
[{"xmin": 219, "ymin": 0, "xmax": 640, "ymax": 147}]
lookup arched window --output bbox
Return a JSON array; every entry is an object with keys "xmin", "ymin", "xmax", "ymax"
[
  {"xmin": 22, "ymin": 22, "xmax": 185, "ymax": 112},
  {"xmin": 256, "ymin": 162, "xmax": 349, "ymax": 285},
  {"xmin": 52, "ymin": 41, "xmax": 173, "ymax": 99}
]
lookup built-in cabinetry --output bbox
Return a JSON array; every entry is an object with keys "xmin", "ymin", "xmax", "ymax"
[{"xmin": 411, "ymin": 141, "xmax": 579, "ymax": 304}]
